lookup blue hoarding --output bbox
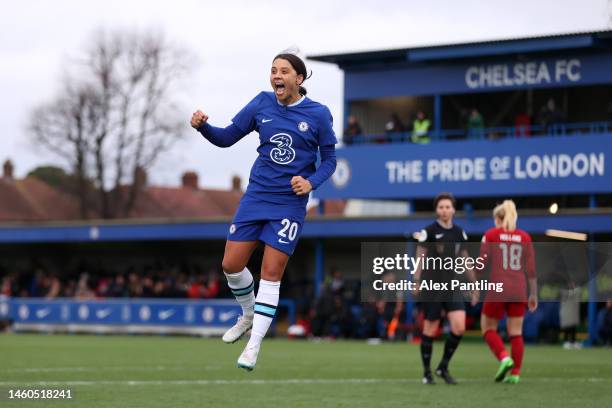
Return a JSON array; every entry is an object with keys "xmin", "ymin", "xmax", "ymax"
[
  {"xmin": 6, "ymin": 298, "xmax": 240, "ymax": 326},
  {"xmin": 0, "ymin": 297, "xmax": 296, "ymax": 334},
  {"xmin": 316, "ymin": 134, "xmax": 610, "ymax": 200}
]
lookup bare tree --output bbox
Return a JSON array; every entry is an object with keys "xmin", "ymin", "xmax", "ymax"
[
  {"xmin": 29, "ymin": 28, "xmax": 193, "ymax": 219},
  {"xmin": 30, "ymin": 83, "xmax": 98, "ymax": 218}
]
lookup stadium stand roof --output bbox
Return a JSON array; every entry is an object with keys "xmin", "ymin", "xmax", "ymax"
[
  {"xmin": 0, "ymin": 210, "xmax": 611, "ymax": 243},
  {"xmin": 308, "ymin": 30, "xmax": 612, "ymax": 67}
]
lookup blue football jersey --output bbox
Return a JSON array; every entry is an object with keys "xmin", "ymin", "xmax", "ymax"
[{"xmin": 232, "ymin": 91, "xmax": 337, "ymax": 205}]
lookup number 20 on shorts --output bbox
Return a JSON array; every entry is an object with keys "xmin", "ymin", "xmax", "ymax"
[{"xmin": 278, "ymin": 219, "xmax": 299, "ymax": 241}]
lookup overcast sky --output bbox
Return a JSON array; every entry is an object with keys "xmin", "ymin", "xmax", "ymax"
[{"xmin": 1, "ymin": 0, "xmax": 609, "ymax": 189}]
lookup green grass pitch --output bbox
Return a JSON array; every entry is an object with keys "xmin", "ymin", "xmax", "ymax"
[{"xmin": 0, "ymin": 334, "xmax": 610, "ymax": 407}]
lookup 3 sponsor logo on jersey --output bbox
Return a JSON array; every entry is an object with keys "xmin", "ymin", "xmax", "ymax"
[{"xmin": 269, "ymin": 133, "xmax": 296, "ymax": 165}]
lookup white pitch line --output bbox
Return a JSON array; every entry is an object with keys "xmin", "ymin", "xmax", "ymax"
[
  {"xmin": 0, "ymin": 365, "xmax": 220, "ymax": 373},
  {"xmin": 0, "ymin": 379, "xmax": 406, "ymax": 386},
  {"xmin": 0, "ymin": 378, "xmax": 608, "ymax": 387}
]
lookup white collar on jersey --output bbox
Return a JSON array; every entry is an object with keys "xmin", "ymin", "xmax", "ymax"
[{"xmin": 277, "ymin": 94, "xmax": 305, "ymax": 107}]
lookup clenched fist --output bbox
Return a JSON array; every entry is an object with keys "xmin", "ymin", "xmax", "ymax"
[
  {"xmin": 191, "ymin": 110, "xmax": 209, "ymax": 129},
  {"xmin": 291, "ymin": 176, "xmax": 312, "ymax": 196}
]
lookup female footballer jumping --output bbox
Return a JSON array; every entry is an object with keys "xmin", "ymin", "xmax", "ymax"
[
  {"xmin": 479, "ymin": 200, "xmax": 538, "ymax": 384},
  {"xmin": 190, "ymin": 51, "xmax": 337, "ymax": 371}
]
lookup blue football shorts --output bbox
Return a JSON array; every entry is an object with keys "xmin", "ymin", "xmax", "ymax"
[{"xmin": 228, "ymin": 194, "xmax": 306, "ymax": 256}]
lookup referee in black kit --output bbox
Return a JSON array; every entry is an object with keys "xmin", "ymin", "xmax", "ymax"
[{"xmin": 412, "ymin": 192, "xmax": 478, "ymax": 385}]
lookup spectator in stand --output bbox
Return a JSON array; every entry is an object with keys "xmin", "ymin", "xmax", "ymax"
[
  {"xmin": 45, "ymin": 275, "xmax": 62, "ymax": 299},
  {"xmin": 187, "ymin": 274, "xmax": 204, "ymax": 299},
  {"xmin": 1, "ymin": 273, "xmax": 15, "ymax": 296},
  {"xmin": 29, "ymin": 269, "xmax": 46, "ymax": 297},
  {"xmin": 360, "ymin": 299, "xmax": 381, "ymax": 339},
  {"xmin": 153, "ymin": 279, "xmax": 170, "ymax": 298},
  {"xmin": 108, "ymin": 275, "xmax": 128, "ymax": 297},
  {"xmin": 329, "ymin": 294, "xmax": 353, "ymax": 338},
  {"xmin": 202, "ymin": 269, "xmax": 221, "ymax": 298},
  {"xmin": 538, "ymin": 98, "xmax": 564, "ymax": 135},
  {"xmin": 32, "ymin": 272, "xmax": 60, "ymax": 298},
  {"xmin": 514, "ymin": 112, "xmax": 532, "ymax": 137},
  {"xmin": 329, "ymin": 268, "xmax": 344, "ymax": 294},
  {"xmin": 343, "ymin": 115, "xmax": 363, "ymax": 145},
  {"xmin": 62, "ymin": 279, "xmax": 77, "ymax": 297},
  {"xmin": 128, "ymin": 271, "xmax": 143, "ymax": 297},
  {"xmin": 2, "ymin": 263, "xmax": 232, "ymax": 300},
  {"xmin": 411, "ymin": 111, "xmax": 431, "ymax": 144},
  {"xmin": 467, "ymin": 108, "xmax": 484, "ymax": 139},
  {"xmin": 95, "ymin": 277, "xmax": 112, "ymax": 297},
  {"xmin": 385, "ymin": 113, "xmax": 405, "ymax": 142},
  {"xmin": 173, "ymin": 271, "xmax": 189, "ymax": 298},
  {"xmin": 75, "ymin": 273, "xmax": 96, "ymax": 300},
  {"xmin": 142, "ymin": 276, "xmax": 155, "ymax": 297},
  {"xmin": 311, "ymin": 282, "xmax": 335, "ymax": 337}
]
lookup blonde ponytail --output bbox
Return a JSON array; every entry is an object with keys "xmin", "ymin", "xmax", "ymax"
[{"xmin": 493, "ymin": 200, "xmax": 518, "ymax": 231}]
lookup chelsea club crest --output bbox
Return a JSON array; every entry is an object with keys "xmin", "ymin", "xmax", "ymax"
[{"xmin": 298, "ymin": 121, "xmax": 309, "ymax": 132}]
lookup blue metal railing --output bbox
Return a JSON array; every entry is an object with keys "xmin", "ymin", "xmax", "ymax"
[{"xmin": 345, "ymin": 121, "xmax": 612, "ymax": 145}]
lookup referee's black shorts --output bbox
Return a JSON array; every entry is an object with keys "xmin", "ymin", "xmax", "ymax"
[{"xmin": 422, "ymin": 300, "xmax": 465, "ymax": 321}]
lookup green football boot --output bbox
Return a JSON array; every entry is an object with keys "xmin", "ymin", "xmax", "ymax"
[
  {"xmin": 495, "ymin": 357, "xmax": 514, "ymax": 382},
  {"xmin": 503, "ymin": 375, "xmax": 520, "ymax": 384}
]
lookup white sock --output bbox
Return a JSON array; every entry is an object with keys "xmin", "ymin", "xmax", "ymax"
[
  {"xmin": 224, "ymin": 268, "xmax": 255, "ymax": 319},
  {"xmin": 248, "ymin": 279, "xmax": 280, "ymax": 348}
]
